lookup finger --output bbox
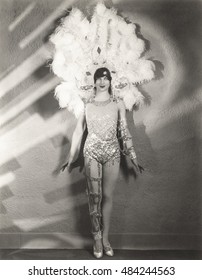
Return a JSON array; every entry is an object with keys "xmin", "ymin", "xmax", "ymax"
[
  {"xmin": 68, "ymin": 165, "xmax": 73, "ymax": 173},
  {"xmin": 139, "ymin": 166, "xmax": 144, "ymax": 173},
  {"xmin": 61, "ymin": 166, "xmax": 67, "ymax": 172},
  {"xmin": 132, "ymin": 163, "xmax": 138, "ymax": 170},
  {"xmin": 133, "ymin": 164, "xmax": 139, "ymax": 173},
  {"xmin": 61, "ymin": 162, "xmax": 69, "ymax": 171},
  {"xmin": 132, "ymin": 162, "xmax": 139, "ymax": 170}
]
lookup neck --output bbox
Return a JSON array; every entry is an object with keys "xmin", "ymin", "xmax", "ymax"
[{"xmin": 94, "ymin": 90, "xmax": 110, "ymax": 101}]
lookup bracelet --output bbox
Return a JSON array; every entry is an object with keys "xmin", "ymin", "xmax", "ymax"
[
  {"xmin": 120, "ymin": 145, "xmax": 137, "ymax": 160},
  {"xmin": 118, "ymin": 120, "xmax": 137, "ymax": 160},
  {"xmin": 127, "ymin": 146, "xmax": 137, "ymax": 160},
  {"xmin": 118, "ymin": 120, "xmax": 131, "ymax": 142}
]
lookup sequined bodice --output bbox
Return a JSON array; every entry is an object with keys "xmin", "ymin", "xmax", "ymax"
[
  {"xmin": 83, "ymin": 100, "xmax": 120, "ymax": 164},
  {"xmin": 86, "ymin": 101, "xmax": 118, "ymax": 141}
]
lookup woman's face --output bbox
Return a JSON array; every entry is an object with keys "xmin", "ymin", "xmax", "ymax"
[{"xmin": 95, "ymin": 76, "xmax": 110, "ymax": 92}]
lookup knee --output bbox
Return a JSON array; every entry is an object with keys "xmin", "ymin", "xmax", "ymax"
[
  {"xmin": 94, "ymin": 196, "xmax": 100, "ymax": 204},
  {"xmin": 103, "ymin": 192, "xmax": 113, "ymax": 204},
  {"xmin": 90, "ymin": 193, "xmax": 101, "ymax": 204}
]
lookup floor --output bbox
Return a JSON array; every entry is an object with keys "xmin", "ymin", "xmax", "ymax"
[{"xmin": 0, "ymin": 249, "xmax": 202, "ymax": 260}]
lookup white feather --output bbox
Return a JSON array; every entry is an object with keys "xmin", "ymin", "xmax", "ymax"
[
  {"xmin": 55, "ymin": 82, "xmax": 84, "ymax": 118},
  {"xmin": 95, "ymin": 2, "xmax": 107, "ymax": 16},
  {"xmin": 50, "ymin": 3, "xmax": 155, "ymax": 116},
  {"xmin": 132, "ymin": 86, "xmax": 145, "ymax": 106},
  {"xmin": 123, "ymin": 91, "xmax": 137, "ymax": 111}
]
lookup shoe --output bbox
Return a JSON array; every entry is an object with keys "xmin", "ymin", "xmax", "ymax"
[
  {"xmin": 103, "ymin": 244, "xmax": 114, "ymax": 257},
  {"xmin": 93, "ymin": 245, "xmax": 103, "ymax": 259}
]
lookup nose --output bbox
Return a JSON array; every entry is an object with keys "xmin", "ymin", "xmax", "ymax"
[{"xmin": 100, "ymin": 77, "xmax": 105, "ymax": 84}]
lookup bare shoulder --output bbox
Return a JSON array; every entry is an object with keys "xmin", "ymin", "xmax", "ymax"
[
  {"xmin": 116, "ymin": 99, "xmax": 126, "ymax": 120},
  {"xmin": 77, "ymin": 109, "xmax": 86, "ymax": 122}
]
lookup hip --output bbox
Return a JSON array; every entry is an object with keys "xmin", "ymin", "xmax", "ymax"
[{"xmin": 83, "ymin": 137, "xmax": 120, "ymax": 164}]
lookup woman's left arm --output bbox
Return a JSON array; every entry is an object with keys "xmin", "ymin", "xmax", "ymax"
[{"xmin": 118, "ymin": 101, "xmax": 144, "ymax": 173}]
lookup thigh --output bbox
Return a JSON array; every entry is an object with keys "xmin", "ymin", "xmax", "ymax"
[
  {"xmin": 102, "ymin": 159, "xmax": 120, "ymax": 197},
  {"xmin": 84, "ymin": 157, "xmax": 103, "ymax": 194}
]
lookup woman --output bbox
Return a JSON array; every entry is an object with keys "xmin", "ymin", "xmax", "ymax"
[{"xmin": 62, "ymin": 67, "xmax": 143, "ymax": 258}]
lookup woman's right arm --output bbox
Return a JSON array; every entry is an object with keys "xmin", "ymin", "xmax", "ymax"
[{"xmin": 61, "ymin": 111, "xmax": 86, "ymax": 172}]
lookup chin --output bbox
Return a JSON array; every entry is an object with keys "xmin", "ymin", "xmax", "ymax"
[{"xmin": 99, "ymin": 86, "xmax": 108, "ymax": 91}]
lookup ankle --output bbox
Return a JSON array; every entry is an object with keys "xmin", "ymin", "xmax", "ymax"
[
  {"xmin": 94, "ymin": 239, "xmax": 102, "ymax": 250},
  {"xmin": 102, "ymin": 238, "xmax": 110, "ymax": 247}
]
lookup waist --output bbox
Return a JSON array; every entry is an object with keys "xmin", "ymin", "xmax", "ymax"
[
  {"xmin": 84, "ymin": 135, "xmax": 119, "ymax": 150},
  {"xmin": 87, "ymin": 132, "xmax": 117, "ymax": 142}
]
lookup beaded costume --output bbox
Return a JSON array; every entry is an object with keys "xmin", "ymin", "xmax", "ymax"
[
  {"xmin": 84, "ymin": 99, "xmax": 120, "ymax": 165},
  {"xmin": 84, "ymin": 98, "xmax": 120, "ymax": 238}
]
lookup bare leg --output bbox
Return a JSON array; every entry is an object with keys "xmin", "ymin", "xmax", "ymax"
[
  {"xmin": 102, "ymin": 159, "xmax": 120, "ymax": 247},
  {"xmin": 84, "ymin": 157, "xmax": 103, "ymax": 251}
]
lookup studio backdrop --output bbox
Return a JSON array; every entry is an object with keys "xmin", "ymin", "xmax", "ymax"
[{"xmin": 0, "ymin": 0, "xmax": 201, "ymax": 249}]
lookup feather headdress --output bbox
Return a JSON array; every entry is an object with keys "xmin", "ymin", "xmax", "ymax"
[{"xmin": 50, "ymin": 3, "xmax": 155, "ymax": 117}]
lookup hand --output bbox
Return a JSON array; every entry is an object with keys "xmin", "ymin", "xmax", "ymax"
[
  {"xmin": 60, "ymin": 157, "xmax": 81, "ymax": 173},
  {"xmin": 131, "ymin": 158, "xmax": 144, "ymax": 173},
  {"xmin": 61, "ymin": 161, "xmax": 73, "ymax": 173}
]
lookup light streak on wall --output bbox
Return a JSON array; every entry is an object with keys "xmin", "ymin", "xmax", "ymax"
[
  {"xmin": 19, "ymin": 0, "xmax": 75, "ymax": 49},
  {"xmin": 3, "ymin": 188, "xmax": 86, "ymax": 231},
  {"xmin": 0, "ymin": 110, "xmax": 71, "ymax": 166},
  {"xmin": 145, "ymin": 90, "xmax": 202, "ymax": 135},
  {"xmin": 0, "ymin": 44, "xmax": 51, "ymax": 99},
  {"xmin": 8, "ymin": 3, "xmax": 36, "ymax": 32},
  {"xmin": 0, "ymin": 172, "xmax": 15, "ymax": 188},
  {"xmin": 0, "ymin": 216, "xmax": 17, "ymax": 231},
  {"xmin": 12, "ymin": 212, "xmax": 81, "ymax": 232},
  {"xmin": 0, "ymin": 215, "xmax": 68, "ymax": 232},
  {"xmin": 0, "ymin": 76, "xmax": 59, "ymax": 127},
  {"xmin": 134, "ymin": 14, "xmax": 183, "ymax": 106},
  {"xmin": 0, "ymin": 64, "xmax": 15, "ymax": 81},
  {"xmin": 53, "ymin": 233, "xmax": 91, "ymax": 248}
]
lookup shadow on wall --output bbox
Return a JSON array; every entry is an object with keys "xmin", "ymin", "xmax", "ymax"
[
  {"xmin": 121, "ymin": 111, "xmax": 158, "ymax": 181},
  {"xmin": 50, "ymin": 128, "xmax": 91, "ymax": 243},
  {"xmin": 116, "ymin": 0, "xmax": 202, "ymax": 246},
  {"xmin": 29, "ymin": 4, "xmax": 92, "ymax": 244}
]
